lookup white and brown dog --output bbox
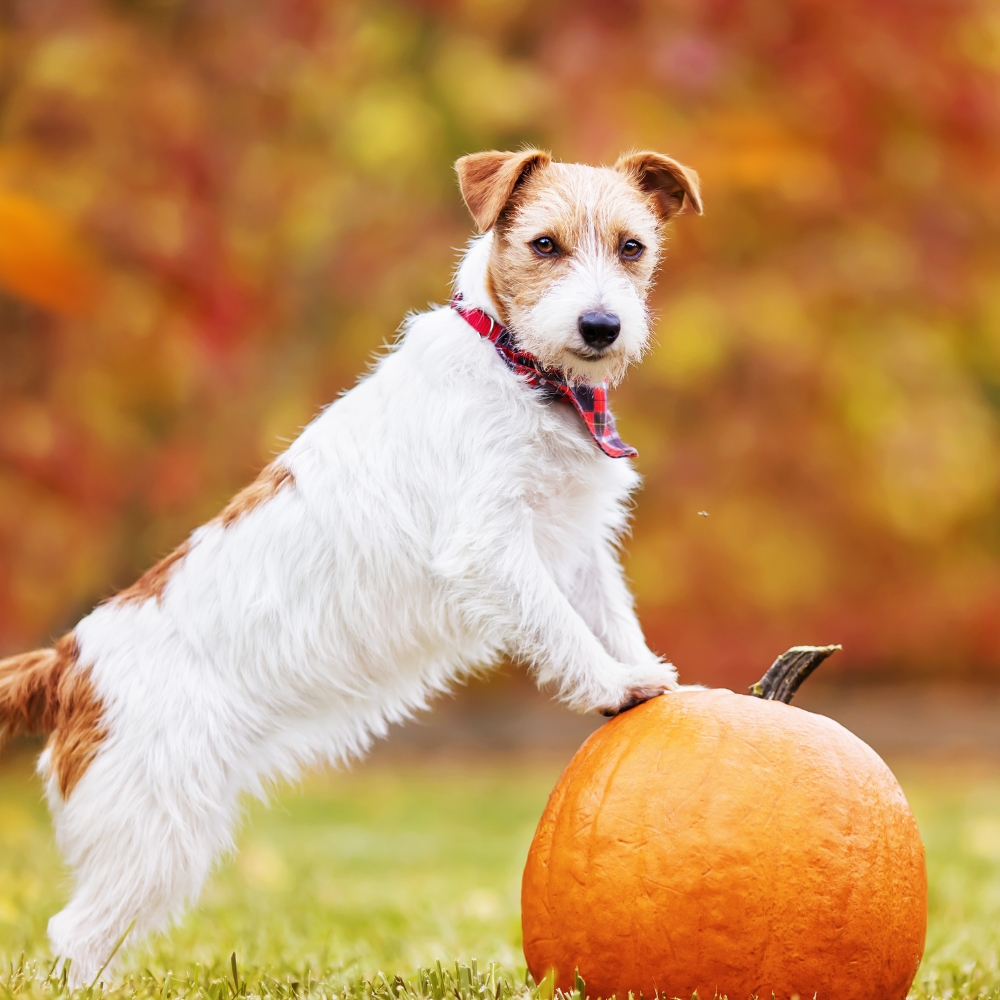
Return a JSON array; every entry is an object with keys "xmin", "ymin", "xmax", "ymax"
[{"xmin": 0, "ymin": 148, "xmax": 701, "ymax": 983}]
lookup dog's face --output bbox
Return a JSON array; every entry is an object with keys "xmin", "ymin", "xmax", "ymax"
[{"xmin": 456, "ymin": 149, "xmax": 702, "ymax": 384}]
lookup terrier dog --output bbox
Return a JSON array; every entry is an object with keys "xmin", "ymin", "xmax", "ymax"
[{"xmin": 0, "ymin": 148, "xmax": 701, "ymax": 983}]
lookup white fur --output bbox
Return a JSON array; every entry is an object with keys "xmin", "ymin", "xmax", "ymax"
[{"xmin": 38, "ymin": 231, "xmax": 677, "ymax": 985}]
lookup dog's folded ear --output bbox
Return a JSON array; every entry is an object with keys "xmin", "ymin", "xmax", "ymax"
[
  {"xmin": 455, "ymin": 148, "xmax": 552, "ymax": 233},
  {"xmin": 614, "ymin": 151, "xmax": 703, "ymax": 221}
]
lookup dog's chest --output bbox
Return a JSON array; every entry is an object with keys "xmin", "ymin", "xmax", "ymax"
[{"xmin": 522, "ymin": 401, "xmax": 636, "ymax": 547}]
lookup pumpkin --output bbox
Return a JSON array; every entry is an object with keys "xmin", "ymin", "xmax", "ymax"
[{"xmin": 522, "ymin": 647, "xmax": 927, "ymax": 1000}]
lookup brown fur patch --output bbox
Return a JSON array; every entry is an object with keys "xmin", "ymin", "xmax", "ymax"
[
  {"xmin": 49, "ymin": 635, "xmax": 107, "ymax": 798},
  {"xmin": 115, "ymin": 539, "xmax": 192, "ymax": 607},
  {"xmin": 0, "ymin": 633, "xmax": 107, "ymax": 797},
  {"xmin": 216, "ymin": 461, "xmax": 295, "ymax": 529},
  {"xmin": 492, "ymin": 162, "xmax": 662, "ymax": 300},
  {"xmin": 486, "ymin": 162, "xmax": 664, "ymax": 382},
  {"xmin": 0, "ymin": 643, "xmax": 66, "ymax": 741}
]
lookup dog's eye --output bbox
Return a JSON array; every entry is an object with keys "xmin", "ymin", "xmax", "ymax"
[
  {"xmin": 531, "ymin": 237, "xmax": 559, "ymax": 256},
  {"xmin": 620, "ymin": 239, "xmax": 644, "ymax": 260}
]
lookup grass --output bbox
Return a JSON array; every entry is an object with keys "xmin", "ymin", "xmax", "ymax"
[
  {"xmin": 1, "ymin": 744, "xmax": 1000, "ymax": 999},
  {"xmin": 0, "ymin": 743, "xmax": 556, "ymax": 1000},
  {"xmin": 903, "ymin": 763, "xmax": 1000, "ymax": 999}
]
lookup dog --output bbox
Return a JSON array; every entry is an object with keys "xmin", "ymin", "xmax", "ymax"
[{"xmin": 0, "ymin": 148, "xmax": 701, "ymax": 984}]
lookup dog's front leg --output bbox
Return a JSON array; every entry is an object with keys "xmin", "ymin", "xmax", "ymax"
[
  {"xmin": 464, "ymin": 522, "xmax": 666, "ymax": 715},
  {"xmin": 567, "ymin": 540, "xmax": 678, "ymax": 712}
]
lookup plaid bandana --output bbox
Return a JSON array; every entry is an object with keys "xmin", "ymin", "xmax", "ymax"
[{"xmin": 452, "ymin": 295, "xmax": 637, "ymax": 459}]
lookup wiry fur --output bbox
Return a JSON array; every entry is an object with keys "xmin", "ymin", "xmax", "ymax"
[{"xmin": 0, "ymin": 149, "xmax": 700, "ymax": 985}]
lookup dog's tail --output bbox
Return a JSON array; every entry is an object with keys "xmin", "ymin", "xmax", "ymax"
[{"xmin": 0, "ymin": 635, "xmax": 77, "ymax": 749}]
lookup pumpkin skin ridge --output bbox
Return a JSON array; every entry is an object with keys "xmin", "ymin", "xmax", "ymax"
[
  {"xmin": 524, "ymin": 711, "xmax": 617, "ymax": 966},
  {"xmin": 524, "ymin": 740, "xmax": 577, "ymax": 961},
  {"xmin": 522, "ymin": 688, "xmax": 927, "ymax": 1000},
  {"xmin": 568, "ymin": 716, "xmax": 636, "ymax": 982}
]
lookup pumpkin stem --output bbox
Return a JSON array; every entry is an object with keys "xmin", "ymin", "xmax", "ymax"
[{"xmin": 748, "ymin": 644, "xmax": 841, "ymax": 703}]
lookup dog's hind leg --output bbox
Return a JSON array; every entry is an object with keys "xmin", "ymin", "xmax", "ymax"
[{"xmin": 42, "ymin": 736, "xmax": 239, "ymax": 988}]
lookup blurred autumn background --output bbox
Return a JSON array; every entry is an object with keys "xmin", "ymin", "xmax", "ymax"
[{"xmin": 2, "ymin": 0, "xmax": 1000, "ymax": 694}]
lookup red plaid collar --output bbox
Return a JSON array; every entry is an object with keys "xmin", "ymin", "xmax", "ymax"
[{"xmin": 451, "ymin": 295, "xmax": 637, "ymax": 459}]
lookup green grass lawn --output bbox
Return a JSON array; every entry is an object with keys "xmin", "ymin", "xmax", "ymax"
[{"xmin": 1, "ymin": 743, "xmax": 1000, "ymax": 999}]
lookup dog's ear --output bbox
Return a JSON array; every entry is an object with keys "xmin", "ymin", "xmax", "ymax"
[
  {"xmin": 455, "ymin": 148, "xmax": 552, "ymax": 233},
  {"xmin": 615, "ymin": 151, "xmax": 703, "ymax": 221}
]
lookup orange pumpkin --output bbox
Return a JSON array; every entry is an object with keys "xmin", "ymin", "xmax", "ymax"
[{"xmin": 522, "ymin": 661, "xmax": 926, "ymax": 1000}]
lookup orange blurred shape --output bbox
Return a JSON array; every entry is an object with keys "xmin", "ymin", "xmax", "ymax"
[
  {"xmin": 690, "ymin": 112, "xmax": 835, "ymax": 200},
  {"xmin": 0, "ymin": 189, "xmax": 106, "ymax": 316}
]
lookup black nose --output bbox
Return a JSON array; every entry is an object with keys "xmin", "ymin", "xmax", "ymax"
[{"xmin": 578, "ymin": 311, "xmax": 621, "ymax": 348}]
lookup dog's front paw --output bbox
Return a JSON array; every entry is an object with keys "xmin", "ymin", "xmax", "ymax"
[{"xmin": 599, "ymin": 685, "xmax": 672, "ymax": 718}]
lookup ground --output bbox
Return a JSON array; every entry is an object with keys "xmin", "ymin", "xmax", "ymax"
[{"xmin": 1, "ymin": 741, "xmax": 999, "ymax": 1000}]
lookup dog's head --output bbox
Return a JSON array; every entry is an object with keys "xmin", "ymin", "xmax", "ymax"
[{"xmin": 455, "ymin": 149, "xmax": 702, "ymax": 385}]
